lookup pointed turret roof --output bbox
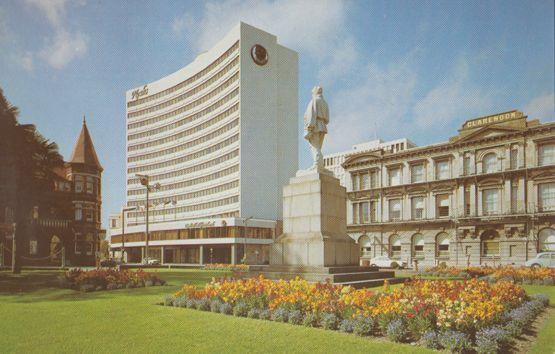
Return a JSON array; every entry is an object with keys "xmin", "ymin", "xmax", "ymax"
[{"xmin": 70, "ymin": 116, "xmax": 103, "ymax": 171}]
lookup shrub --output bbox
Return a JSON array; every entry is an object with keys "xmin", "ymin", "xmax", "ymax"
[
  {"xmin": 352, "ymin": 315, "xmax": 375, "ymax": 337},
  {"xmin": 174, "ymin": 296, "xmax": 188, "ymax": 308},
  {"xmin": 80, "ymin": 284, "xmax": 95, "ymax": 292},
  {"xmin": 210, "ymin": 299, "xmax": 222, "ymax": 313},
  {"xmin": 247, "ymin": 308, "xmax": 260, "ymax": 319},
  {"xmin": 504, "ymin": 320, "xmax": 523, "ymax": 338},
  {"xmin": 288, "ymin": 310, "xmax": 303, "ymax": 325},
  {"xmin": 406, "ymin": 313, "xmax": 434, "ymax": 340},
  {"xmin": 196, "ymin": 298, "xmax": 211, "ymax": 311},
  {"xmin": 164, "ymin": 295, "xmax": 174, "ymax": 306},
  {"xmin": 271, "ymin": 308, "xmax": 289, "ymax": 322},
  {"xmin": 439, "ymin": 330, "xmax": 471, "ymax": 353},
  {"xmin": 320, "ymin": 312, "xmax": 339, "ymax": 330},
  {"xmin": 376, "ymin": 313, "xmax": 397, "ymax": 335},
  {"xmin": 233, "ymin": 302, "xmax": 249, "ymax": 317},
  {"xmin": 421, "ymin": 330, "xmax": 441, "ymax": 350},
  {"xmin": 259, "ymin": 309, "xmax": 271, "ymax": 320},
  {"xmin": 531, "ymin": 294, "xmax": 550, "ymax": 307},
  {"xmin": 302, "ymin": 312, "xmax": 320, "ymax": 327},
  {"xmin": 186, "ymin": 299, "xmax": 196, "ymax": 309},
  {"xmin": 339, "ymin": 319, "xmax": 354, "ymax": 333},
  {"xmin": 475, "ymin": 326, "xmax": 509, "ymax": 354},
  {"xmin": 219, "ymin": 303, "xmax": 233, "ymax": 315},
  {"xmin": 386, "ymin": 319, "xmax": 409, "ymax": 343}
]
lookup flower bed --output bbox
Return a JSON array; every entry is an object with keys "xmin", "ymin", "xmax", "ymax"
[
  {"xmin": 203, "ymin": 263, "xmax": 249, "ymax": 272},
  {"xmin": 425, "ymin": 265, "xmax": 555, "ymax": 285},
  {"xmin": 163, "ymin": 276, "xmax": 549, "ymax": 352},
  {"xmin": 60, "ymin": 268, "xmax": 166, "ymax": 292}
]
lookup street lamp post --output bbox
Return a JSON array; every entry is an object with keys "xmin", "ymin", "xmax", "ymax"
[
  {"xmin": 136, "ymin": 174, "xmax": 160, "ymax": 264},
  {"xmin": 120, "ymin": 206, "xmax": 137, "ymax": 263},
  {"xmin": 242, "ymin": 216, "xmax": 253, "ymax": 264}
]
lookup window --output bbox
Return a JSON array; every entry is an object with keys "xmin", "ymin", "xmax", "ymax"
[
  {"xmin": 352, "ymin": 174, "xmax": 359, "ymax": 191},
  {"xmin": 481, "ymin": 231, "xmax": 500, "ymax": 257},
  {"xmin": 75, "ymin": 204, "xmax": 82, "ymax": 221},
  {"xmin": 389, "ymin": 235, "xmax": 401, "ymax": 258},
  {"xmin": 412, "ymin": 234, "xmax": 424, "ymax": 259},
  {"xmin": 86, "ymin": 177, "xmax": 94, "ymax": 194},
  {"xmin": 436, "ymin": 233, "xmax": 450, "ymax": 258},
  {"xmin": 538, "ymin": 228, "xmax": 555, "ymax": 251},
  {"xmin": 510, "ymin": 148, "xmax": 518, "ymax": 169},
  {"xmin": 539, "ymin": 183, "xmax": 555, "ymax": 212},
  {"xmin": 360, "ymin": 202, "xmax": 370, "ymax": 223},
  {"xmin": 388, "ymin": 167, "xmax": 401, "ymax": 186},
  {"xmin": 352, "ymin": 203, "xmax": 359, "ymax": 224},
  {"xmin": 435, "ymin": 160, "xmax": 450, "ymax": 180},
  {"xmin": 74, "ymin": 233, "xmax": 82, "ymax": 255},
  {"xmin": 359, "ymin": 235, "xmax": 372, "ymax": 256},
  {"xmin": 360, "ymin": 173, "xmax": 370, "ymax": 190},
  {"xmin": 464, "ymin": 189, "xmax": 471, "ymax": 216},
  {"xmin": 370, "ymin": 170, "xmax": 378, "ymax": 188},
  {"xmin": 463, "ymin": 155, "xmax": 472, "ymax": 175},
  {"xmin": 411, "ymin": 196, "xmax": 425, "ymax": 220},
  {"xmin": 482, "ymin": 189, "xmax": 500, "ymax": 215},
  {"xmin": 511, "ymin": 182, "xmax": 518, "ymax": 213},
  {"xmin": 436, "ymin": 194, "xmax": 450, "ymax": 217},
  {"xmin": 539, "ymin": 144, "xmax": 555, "ymax": 166},
  {"xmin": 411, "ymin": 164, "xmax": 425, "ymax": 183},
  {"xmin": 85, "ymin": 207, "xmax": 94, "ymax": 222},
  {"xmin": 389, "ymin": 199, "xmax": 401, "ymax": 221},
  {"xmin": 482, "ymin": 153, "xmax": 498, "ymax": 173},
  {"xmin": 74, "ymin": 175, "xmax": 83, "ymax": 193},
  {"xmin": 111, "ymin": 219, "xmax": 118, "ymax": 228},
  {"xmin": 29, "ymin": 240, "xmax": 38, "ymax": 255}
]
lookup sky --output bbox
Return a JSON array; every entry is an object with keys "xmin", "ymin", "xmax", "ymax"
[{"xmin": 0, "ymin": 0, "xmax": 554, "ymax": 228}]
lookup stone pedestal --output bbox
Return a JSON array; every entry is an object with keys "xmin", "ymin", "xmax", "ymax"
[{"xmin": 270, "ymin": 170, "xmax": 359, "ymax": 267}]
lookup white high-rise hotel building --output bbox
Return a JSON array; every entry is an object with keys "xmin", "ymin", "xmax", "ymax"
[{"xmin": 110, "ymin": 23, "xmax": 298, "ymax": 265}]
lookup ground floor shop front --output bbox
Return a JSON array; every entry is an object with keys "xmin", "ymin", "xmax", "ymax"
[
  {"xmin": 349, "ymin": 216, "xmax": 555, "ymax": 268},
  {"xmin": 111, "ymin": 240, "xmax": 272, "ymax": 265}
]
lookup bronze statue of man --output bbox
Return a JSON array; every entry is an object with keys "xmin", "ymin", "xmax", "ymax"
[{"xmin": 303, "ymin": 86, "xmax": 329, "ymax": 171}]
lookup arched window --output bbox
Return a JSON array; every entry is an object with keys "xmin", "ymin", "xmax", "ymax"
[
  {"xmin": 50, "ymin": 235, "xmax": 61, "ymax": 261},
  {"xmin": 359, "ymin": 235, "xmax": 372, "ymax": 257},
  {"xmin": 411, "ymin": 233, "xmax": 424, "ymax": 259},
  {"xmin": 389, "ymin": 234, "xmax": 401, "ymax": 258},
  {"xmin": 481, "ymin": 230, "xmax": 500, "ymax": 257},
  {"xmin": 436, "ymin": 232, "xmax": 450, "ymax": 258},
  {"xmin": 539, "ymin": 228, "xmax": 555, "ymax": 252},
  {"xmin": 482, "ymin": 153, "xmax": 498, "ymax": 173}
]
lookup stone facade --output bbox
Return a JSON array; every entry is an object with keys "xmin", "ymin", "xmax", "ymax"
[
  {"xmin": 271, "ymin": 172, "xmax": 359, "ymax": 267},
  {"xmin": 343, "ymin": 110, "xmax": 555, "ymax": 268}
]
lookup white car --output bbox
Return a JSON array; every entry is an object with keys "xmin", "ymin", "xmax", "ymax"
[
  {"xmin": 370, "ymin": 256, "xmax": 407, "ymax": 269},
  {"xmin": 144, "ymin": 258, "xmax": 160, "ymax": 265},
  {"xmin": 525, "ymin": 252, "xmax": 555, "ymax": 268}
]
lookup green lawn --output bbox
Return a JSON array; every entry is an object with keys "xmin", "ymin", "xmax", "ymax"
[{"xmin": 0, "ymin": 269, "xmax": 554, "ymax": 354}]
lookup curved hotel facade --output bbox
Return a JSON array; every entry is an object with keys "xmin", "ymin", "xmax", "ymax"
[{"xmin": 110, "ymin": 23, "xmax": 298, "ymax": 264}]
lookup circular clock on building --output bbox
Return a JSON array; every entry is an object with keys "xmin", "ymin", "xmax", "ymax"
[{"xmin": 250, "ymin": 44, "xmax": 268, "ymax": 66}]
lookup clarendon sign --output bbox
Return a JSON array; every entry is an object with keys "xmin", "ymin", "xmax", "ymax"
[
  {"xmin": 463, "ymin": 110, "xmax": 521, "ymax": 130},
  {"xmin": 131, "ymin": 85, "xmax": 149, "ymax": 100}
]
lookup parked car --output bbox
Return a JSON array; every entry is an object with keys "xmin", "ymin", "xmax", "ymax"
[
  {"xmin": 525, "ymin": 252, "xmax": 555, "ymax": 268},
  {"xmin": 144, "ymin": 258, "xmax": 160, "ymax": 265},
  {"xmin": 370, "ymin": 256, "xmax": 407, "ymax": 269},
  {"xmin": 99, "ymin": 259, "xmax": 117, "ymax": 268}
]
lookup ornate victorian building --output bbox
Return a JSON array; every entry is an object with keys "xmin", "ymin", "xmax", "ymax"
[
  {"xmin": 343, "ymin": 110, "xmax": 555, "ymax": 267},
  {"xmin": 1, "ymin": 118, "xmax": 103, "ymax": 267}
]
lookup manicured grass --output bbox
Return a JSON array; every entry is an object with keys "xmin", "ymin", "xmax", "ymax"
[{"xmin": 0, "ymin": 270, "xmax": 430, "ymax": 354}]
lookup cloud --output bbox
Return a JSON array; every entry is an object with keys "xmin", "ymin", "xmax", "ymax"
[
  {"xmin": 173, "ymin": 0, "xmax": 349, "ymax": 60},
  {"xmin": 524, "ymin": 93, "xmax": 555, "ymax": 122},
  {"xmin": 21, "ymin": 52, "xmax": 34, "ymax": 71},
  {"xmin": 39, "ymin": 30, "xmax": 87, "ymax": 69},
  {"xmin": 323, "ymin": 54, "xmax": 418, "ymax": 153},
  {"xmin": 412, "ymin": 59, "xmax": 493, "ymax": 131},
  {"xmin": 24, "ymin": 0, "xmax": 87, "ymax": 69}
]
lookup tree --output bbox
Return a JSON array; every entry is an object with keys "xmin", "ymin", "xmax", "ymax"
[{"xmin": 0, "ymin": 88, "xmax": 64, "ymax": 273}]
